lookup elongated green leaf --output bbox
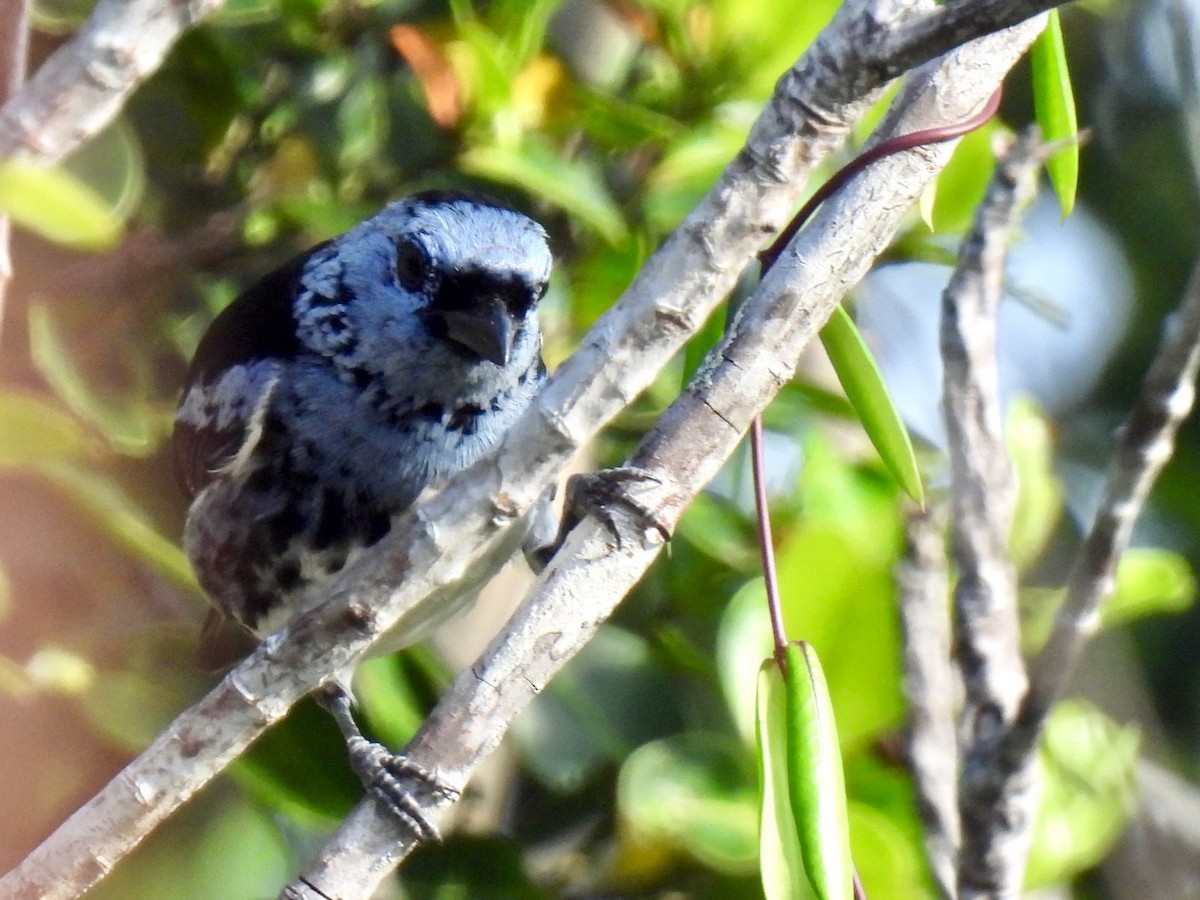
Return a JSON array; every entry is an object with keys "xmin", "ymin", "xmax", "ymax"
[
  {"xmin": 0, "ymin": 391, "xmax": 92, "ymax": 466},
  {"xmin": 29, "ymin": 304, "xmax": 168, "ymax": 457},
  {"xmin": 783, "ymin": 642, "xmax": 854, "ymax": 900},
  {"xmin": 617, "ymin": 733, "xmax": 759, "ymax": 875},
  {"xmin": 1026, "ymin": 701, "xmax": 1139, "ymax": 887},
  {"xmin": 820, "ymin": 304, "xmax": 924, "ymax": 504},
  {"xmin": 0, "ymin": 158, "xmax": 122, "ymax": 249},
  {"xmin": 460, "ymin": 139, "xmax": 627, "ymax": 243},
  {"xmin": 757, "ymin": 660, "xmax": 817, "ymax": 900},
  {"xmin": 1031, "ymin": 10, "xmax": 1079, "ymax": 216},
  {"xmin": 37, "ymin": 461, "xmax": 197, "ymax": 591}
]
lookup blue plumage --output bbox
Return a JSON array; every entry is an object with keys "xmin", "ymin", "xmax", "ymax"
[{"xmin": 174, "ymin": 191, "xmax": 552, "ymax": 647}]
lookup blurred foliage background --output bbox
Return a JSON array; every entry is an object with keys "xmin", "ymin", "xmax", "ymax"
[{"xmin": 1, "ymin": 0, "xmax": 1199, "ymax": 897}]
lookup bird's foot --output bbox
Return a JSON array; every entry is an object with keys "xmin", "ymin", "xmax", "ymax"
[
  {"xmin": 315, "ymin": 682, "xmax": 457, "ymax": 843},
  {"xmin": 530, "ymin": 467, "xmax": 671, "ymax": 570},
  {"xmin": 343, "ymin": 736, "xmax": 459, "ymax": 843}
]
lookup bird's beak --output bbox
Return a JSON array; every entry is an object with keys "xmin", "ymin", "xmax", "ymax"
[{"xmin": 437, "ymin": 298, "xmax": 516, "ymax": 366}]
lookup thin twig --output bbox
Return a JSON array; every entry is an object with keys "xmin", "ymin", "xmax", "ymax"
[
  {"xmin": 939, "ymin": 129, "xmax": 1044, "ymax": 898},
  {"xmin": 750, "ymin": 417, "xmax": 789, "ymax": 662},
  {"xmin": 284, "ymin": 26, "xmax": 1045, "ymax": 899},
  {"xmin": 0, "ymin": 0, "xmax": 28, "ymax": 347},
  {"xmin": 896, "ymin": 501, "xmax": 958, "ymax": 899},
  {"xmin": 0, "ymin": 0, "xmax": 226, "ymax": 165},
  {"xmin": 1016, "ymin": 0, "xmax": 1200, "ymax": 752},
  {"xmin": 1022, "ymin": 256, "xmax": 1200, "ymax": 726}
]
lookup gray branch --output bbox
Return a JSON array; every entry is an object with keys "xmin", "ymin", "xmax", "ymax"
[
  {"xmin": 939, "ymin": 130, "xmax": 1045, "ymax": 898},
  {"xmin": 897, "ymin": 502, "xmax": 959, "ymax": 899},
  {"xmin": 0, "ymin": 0, "xmax": 226, "ymax": 164},
  {"xmin": 1022, "ymin": 256, "xmax": 1200, "ymax": 727},
  {"xmin": 0, "ymin": 0, "xmax": 28, "ymax": 347},
  {"xmin": 1016, "ymin": 0, "xmax": 1200, "ymax": 760},
  {"xmin": 286, "ymin": 24, "xmax": 1045, "ymax": 900}
]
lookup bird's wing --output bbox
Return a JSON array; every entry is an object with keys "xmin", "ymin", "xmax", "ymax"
[{"xmin": 171, "ymin": 244, "xmax": 327, "ymax": 498}]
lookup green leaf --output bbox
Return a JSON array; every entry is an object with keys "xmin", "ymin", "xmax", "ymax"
[
  {"xmin": 1031, "ymin": 9, "xmax": 1079, "ymax": 217},
  {"xmin": 30, "ymin": 0, "xmax": 95, "ymax": 34},
  {"xmin": 676, "ymin": 492, "xmax": 760, "ymax": 572},
  {"xmin": 819, "ymin": 304, "xmax": 924, "ymax": 504},
  {"xmin": 618, "ymin": 733, "xmax": 759, "ymax": 875},
  {"xmin": 1022, "ymin": 549, "xmax": 1195, "ymax": 653},
  {"xmin": 1026, "ymin": 701, "xmax": 1138, "ymax": 887},
  {"xmin": 758, "ymin": 660, "xmax": 817, "ymax": 900},
  {"xmin": 29, "ymin": 304, "xmax": 169, "ymax": 457},
  {"xmin": 37, "ymin": 461, "xmax": 197, "ymax": 591},
  {"xmin": 352, "ymin": 654, "xmax": 428, "ymax": 751},
  {"xmin": 782, "ymin": 643, "xmax": 854, "ymax": 900},
  {"xmin": 1103, "ymin": 548, "xmax": 1197, "ymax": 626},
  {"xmin": 230, "ymin": 698, "xmax": 360, "ymax": 827},
  {"xmin": 0, "ymin": 158, "xmax": 123, "ymax": 250},
  {"xmin": 459, "ymin": 139, "xmax": 627, "ymax": 243},
  {"xmin": 0, "ymin": 391, "xmax": 92, "ymax": 466},
  {"xmin": 514, "ymin": 625, "xmax": 676, "ymax": 791},
  {"xmin": 1006, "ymin": 396, "xmax": 1063, "ymax": 569},
  {"xmin": 927, "ymin": 120, "xmax": 998, "ymax": 234},
  {"xmin": 85, "ymin": 783, "xmax": 292, "ymax": 900},
  {"xmin": 63, "ymin": 118, "xmax": 145, "ymax": 227}
]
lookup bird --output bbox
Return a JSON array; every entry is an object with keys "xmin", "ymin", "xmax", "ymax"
[{"xmin": 172, "ymin": 189, "xmax": 555, "ymax": 836}]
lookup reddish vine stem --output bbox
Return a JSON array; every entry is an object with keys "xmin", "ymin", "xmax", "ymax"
[{"xmin": 753, "ymin": 87, "xmax": 1003, "ymax": 663}]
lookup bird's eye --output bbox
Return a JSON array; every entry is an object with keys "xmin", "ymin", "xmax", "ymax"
[{"xmin": 395, "ymin": 240, "xmax": 428, "ymax": 291}]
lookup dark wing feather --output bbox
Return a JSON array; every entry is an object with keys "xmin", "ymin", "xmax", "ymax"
[{"xmin": 172, "ymin": 243, "xmax": 328, "ymax": 498}]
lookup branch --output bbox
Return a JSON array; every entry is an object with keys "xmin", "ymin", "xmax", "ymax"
[
  {"xmin": 286, "ymin": 23, "xmax": 1046, "ymax": 899},
  {"xmin": 0, "ymin": 0, "xmax": 226, "ymax": 165},
  {"xmin": 1015, "ymin": 0, "xmax": 1200, "ymax": 749},
  {"xmin": 897, "ymin": 502, "xmax": 959, "ymax": 899},
  {"xmin": 0, "ymin": 0, "xmax": 28, "ymax": 347},
  {"xmin": 939, "ymin": 129, "xmax": 1045, "ymax": 897},
  {"xmin": 0, "ymin": 2, "xmax": 1051, "ymax": 897},
  {"xmin": 1021, "ymin": 256, "xmax": 1200, "ymax": 722}
]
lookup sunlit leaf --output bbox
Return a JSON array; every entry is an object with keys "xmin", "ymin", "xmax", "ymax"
[
  {"xmin": 719, "ymin": 579, "xmax": 779, "ymax": 748},
  {"xmin": 1007, "ymin": 396, "xmax": 1063, "ymax": 569},
  {"xmin": 1026, "ymin": 701, "xmax": 1138, "ymax": 887},
  {"xmin": 212, "ymin": 0, "xmax": 280, "ymax": 26},
  {"xmin": 782, "ymin": 643, "xmax": 854, "ymax": 900},
  {"xmin": 460, "ymin": 139, "xmax": 627, "ymax": 243},
  {"xmin": 85, "ymin": 784, "xmax": 292, "ymax": 900},
  {"xmin": 676, "ymin": 492, "xmax": 759, "ymax": 572},
  {"xmin": 820, "ymin": 304, "xmax": 924, "ymax": 504},
  {"xmin": 0, "ymin": 159, "xmax": 122, "ymax": 250},
  {"xmin": 1031, "ymin": 9, "xmax": 1079, "ymax": 217},
  {"xmin": 618, "ymin": 733, "xmax": 759, "ymax": 875},
  {"xmin": 1104, "ymin": 548, "xmax": 1197, "ymax": 626},
  {"xmin": 846, "ymin": 801, "xmax": 927, "ymax": 900},
  {"xmin": 0, "ymin": 391, "xmax": 93, "ymax": 466},
  {"xmin": 758, "ymin": 660, "xmax": 817, "ymax": 900},
  {"xmin": 353, "ymin": 654, "xmax": 428, "ymax": 750},
  {"xmin": 918, "ymin": 180, "xmax": 937, "ymax": 232},
  {"xmin": 927, "ymin": 121, "xmax": 998, "ymax": 234},
  {"xmin": 26, "ymin": 645, "xmax": 95, "ymax": 695},
  {"xmin": 29, "ymin": 0, "xmax": 95, "ymax": 33}
]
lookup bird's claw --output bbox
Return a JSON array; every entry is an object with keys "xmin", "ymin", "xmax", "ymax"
[
  {"xmin": 559, "ymin": 466, "xmax": 671, "ymax": 554},
  {"xmin": 346, "ymin": 736, "xmax": 459, "ymax": 843}
]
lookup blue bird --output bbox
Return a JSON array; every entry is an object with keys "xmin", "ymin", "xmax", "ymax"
[{"xmin": 173, "ymin": 190, "xmax": 554, "ymax": 836}]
